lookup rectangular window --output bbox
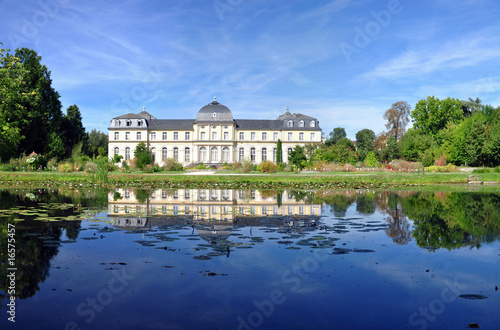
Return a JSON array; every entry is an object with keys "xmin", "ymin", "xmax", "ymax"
[
  {"xmin": 239, "ymin": 132, "xmax": 244, "ymax": 140},
  {"xmin": 173, "ymin": 132, "xmax": 178, "ymax": 140},
  {"xmin": 125, "ymin": 132, "xmax": 130, "ymax": 140},
  {"xmin": 299, "ymin": 132, "xmax": 304, "ymax": 141},
  {"xmin": 239, "ymin": 148, "xmax": 244, "ymax": 161},
  {"xmin": 273, "ymin": 132, "xmax": 278, "ymax": 140},
  {"xmin": 151, "ymin": 132, "xmax": 156, "ymax": 140},
  {"xmin": 288, "ymin": 132, "xmax": 293, "ymax": 141},
  {"xmin": 200, "ymin": 132, "xmax": 206, "ymax": 140},
  {"xmin": 114, "ymin": 132, "xmax": 119, "ymax": 140},
  {"xmin": 310, "ymin": 132, "xmax": 315, "ymax": 141},
  {"xmin": 262, "ymin": 132, "xmax": 267, "ymax": 140},
  {"xmin": 137, "ymin": 132, "xmax": 141, "ymax": 140},
  {"xmin": 223, "ymin": 132, "xmax": 229, "ymax": 140},
  {"xmin": 162, "ymin": 132, "xmax": 167, "ymax": 140},
  {"xmin": 251, "ymin": 132, "xmax": 256, "ymax": 141},
  {"xmin": 185, "ymin": 132, "xmax": 190, "ymax": 140},
  {"xmin": 212, "ymin": 131, "xmax": 217, "ymax": 140}
]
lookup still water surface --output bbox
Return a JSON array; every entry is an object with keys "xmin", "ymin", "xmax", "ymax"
[{"xmin": 0, "ymin": 188, "xmax": 499, "ymax": 329}]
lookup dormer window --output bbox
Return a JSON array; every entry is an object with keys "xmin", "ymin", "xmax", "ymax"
[
  {"xmin": 288, "ymin": 120, "xmax": 293, "ymax": 128},
  {"xmin": 310, "ymin": 121, "xmax": 316, "ymax": 127},
  {"xmin": 299, "ymin": 120, "xmax": 304, "ymax": 128},
  {"xmin": 126, "ymin": 120, "xmax": 131, "ymax": 127},
  {"xmin": 213, "ymin": 113, "xmax": 217, "ymax": 118},
  {"xmin": 115, "ymin": 120, "xmax": 119, "ymax": 126},
  {"xmin": 137, "ymin": 120, "xmax": 142, "ymax": 126}
]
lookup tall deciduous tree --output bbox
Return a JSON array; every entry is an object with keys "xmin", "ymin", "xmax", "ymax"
[
  {"xmin": 14, "ymin": 48, "xmax": 63, "ymax": 156},
  {"xmin": 87, "ymin": 129, "xmax": 108, "ymax": 157},
  {"xmin": 326, "ymin": 127, "xmax": 346, "ymax": 146},
  {"xmin": 355, "ymin": 128, "xmax": 375, "ymax": 160},
  {"xmin": 384, "ymin": 101, "xmax": 411, "ymax": 142},
  {"xmin": 0, "ymin": 45, "xmax": 27, "ymax": 160},
  {"xmin": 411, "ymin": 96, "xmax": 463, "ymax": 137}
]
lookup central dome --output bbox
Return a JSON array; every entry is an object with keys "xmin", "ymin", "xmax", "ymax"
[{"xmin": 196, "ymin": 98, "xmax": 233, "ymax": 123}]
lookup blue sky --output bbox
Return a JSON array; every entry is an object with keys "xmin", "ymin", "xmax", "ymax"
[{"xmin": 1, "ymin": 0, "xmax": 500, "ymax": 139}]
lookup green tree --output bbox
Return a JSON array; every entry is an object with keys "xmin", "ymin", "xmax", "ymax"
[
  {"xmin": 134, "ymin": 142, "xmax": 152, "ymax": 169},
  {"xmin": 276, "ymin": 139, "xmax": 282, "ymax": 163},
  {"xmin": 0, "ymin": 45, "xmax": 30, "ymax": 160},
  {"xmin": 87, "ymin": 129, "xmax": 108, "ymax": 157},
  {"xmin": 363, "ymin": 151, "xmax": 379, "ymax": 167},
  {"xmin": 288, "ymin": 145, "xmax": 307, "ymax": 169},
  {"xmin": 326, "ymin": 127, "xmax": 346, "ymax": 146},
  {"xmin": 384, "ymin": 101, "xmax": 411, "ymax": 141},
  {"xmin": 61, "ymin": 105, "xmax": 86, "ymax": 155},
  {"xmin": 400, "ymin": 129, "xmax": 432, "ymax": 161},
  {"xmin": 383, "ymin": 136, "xmax": 400, "ymax": 161},
  {"xmin": 355, "ymin": 129, "xmax": 375, "ymax": 160},
  {"xmin": 14, "ymin": 48, "xmax": 63, "ymax": 156},
  {"xmin": 411, "ymin": 96, "xmax": 463, "ymax": 137}
]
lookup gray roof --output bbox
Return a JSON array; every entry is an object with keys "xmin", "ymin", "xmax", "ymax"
[
  {"xmin": 113, "ymin": 109, "xmax": 156, "ymax": 121},
  {"xmin": 196, "ymin": 99, "xmax": 233, "ymax": 123},
  {"xmin": 235, "ymin": 119, "xmax": 283, "ymax": 130},
  {"xmin": 277, "ymin": 110, "xmax": 315, "ymax": 121},
  {"xmin": 148, "ymin": 119, "xmax": 195, "ymax": 130}
]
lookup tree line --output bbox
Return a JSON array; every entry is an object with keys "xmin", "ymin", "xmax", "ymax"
[
  {"xmin": 0, "ymin": 44, "xmax": 107, "ymax": 165},
  {"xmin": 294, "ymin": 96, "xmax": 500, "ymax": 169}
]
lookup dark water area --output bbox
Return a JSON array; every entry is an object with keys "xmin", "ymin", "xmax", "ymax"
[{"xmin": 1, "ymin": 187, "xmax": 499, "ymax": 329}]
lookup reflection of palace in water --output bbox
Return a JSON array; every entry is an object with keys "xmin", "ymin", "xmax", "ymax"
[{"xmin": 108, "ymin": 189, "xmax": 322, "ymax": 228}]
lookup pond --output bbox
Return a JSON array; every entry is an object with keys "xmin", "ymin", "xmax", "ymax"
[{"xmin": 0, "ymin": 187, "xmax": 499, "ymax": 329}]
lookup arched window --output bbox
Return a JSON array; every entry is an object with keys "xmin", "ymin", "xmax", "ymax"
[
  {"xmin": 173, "ymin": 147, "xmax": 178, "ymax": 161},
  {"xmin": 239, "ymin": 148, "xmax": 244, "ymax": 161},
  {"xmin": 273, "ymin": 148, "xmax": 277, "ymax": 162},
  {"xmin": 162, "ymin": 147, "xmax": 168, "ymax": 161},
  {"xmin": 299, "ymin": 120, "xmax": 304, "ymax": 128},
  {"xmin": 114, "ymin": 147, "xmax": 119, "ymax": 155},
  {"xmin": 287, "ymin": 148, "xmax": 292, "ymax": 161},
  {"xmin": 288, "ymin": 120, "xmax": 293, "ymax": 127},
  {"xmin": 262, "ymin": 148, "xmax": 267, "ymax": 161},
  {"xmin": 211, "ymin": 147, "xmax": 218, "ymax": 162},
  {"xmin": 222, "ymin": 147, "xmax": 230, "ymax": 162},
  {"xmin": 310, "ymin": 120, "xmax": 316, "ymax": 127},
  {"xmin": 125, "ymin": 147, "xmax": 130, "ymax": 160},
  {"xmin": 185, "ymin": 148, "xmax": 190, "ymax": 162},
  {"xmin": 250, "ymin": 148, "xmax": 256, "ymax": 161},
  {"xmin": 151, "ymin": 148, "xmax": 156, "ymax": 162},
  {"xmin": 199, "ymin": 147, "xmax": 207, "ymax": 162}
]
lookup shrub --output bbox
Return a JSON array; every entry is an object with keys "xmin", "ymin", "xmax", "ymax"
[
  {"xmin": 363, "ymin": 152, "xmax": 379, "ymax": 167},
  {"xmin": 425, "ymin": 164, "xmax": 458, "ymax": 172},
  {"xmin": 195, "ymin": 162, "xmax": 209, "ymax": 170},
  {"xmin": 58, "ymin": 162, "xmax": 74, "ymax": 172},
  {"xmin": 144, "ymin": 164, "xmax": 163, "ymax": 173},
  {"xmin": 161, "ymin": 158, "xmax": 183, "ymax": 171},
  {"xmin": 421, "ymin": 149, "xmax": 434, "ymax": 167},
  {"xmin": 391, "ymin": 160, "xmax": 421, "ymax": 172},
  {"xmin": 130, "ymin": 158, "xmax": 138, "ymax": 170},
  {"xmin": 257, "ymin": 161, "xmax": 278, "ymax": 173},
  {"xmin": 435, "ymin": 154, "xmax": 447, "ymax": 167},
  {"xmin": 84, "ymin": 161, "xmax": 98, "ymax": 173},
  {"xmin": 234, "ymin": 160, "xmax": 254, "ymax": 173},
  {"xmin": 342, "ymin": 163, "xmax": 355, "ymax": 172},
  {"xmin": 47, "ymin": 158, "xmax": 58, "ymax": 171}
]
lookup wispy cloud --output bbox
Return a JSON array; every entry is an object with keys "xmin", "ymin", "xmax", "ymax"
[{"xmin": 364, "ymin": 29, "xmax": 500, "ymax": 80}]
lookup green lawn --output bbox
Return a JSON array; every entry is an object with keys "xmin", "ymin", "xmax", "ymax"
[{"xmin": 1, "ymin": 170, "xmax": 499, "ymax": 189}]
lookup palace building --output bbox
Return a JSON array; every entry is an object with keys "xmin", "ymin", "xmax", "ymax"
[{"xmin": 108, "ymin": 98, "xmax": 322, "ymax": 166}]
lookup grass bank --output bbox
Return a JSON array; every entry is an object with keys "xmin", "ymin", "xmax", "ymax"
[{"xmin": 1, "ymin": 170, "xmax": 499, "ymax": 190}]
